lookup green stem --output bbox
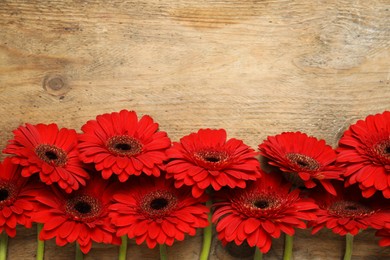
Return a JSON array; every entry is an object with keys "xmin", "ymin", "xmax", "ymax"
[
  {"xmin": 75, "ymin": 242, "xmax": 84, "ymax": 260},
  {"xmin": 343, "ymin": 233, "xmax": 354, "ymax": 260},
  {"xmin": 36, "ymin": 224, "xmax": 44, "ymax": 260},
  {"xmin": 283, "ymin": 234, "xmax": 294, "ymax": 260},
  {"xmin": 119, "ymin": 236, "xmax": 128, "ymax": 260},
  {"xmin": 0, "ymin": 232, "xmax": 8, "ymax": 260},
  {"xmin": 253, "ymin": 247, "xmax": 263, "ymax": 260},
  {"xmin": 159, "ymin": 244, "xmax": 168, "ymax": 260},
  {"xmin": 199, "ymin": 200, "xmax": 212, "ymax": 260}
]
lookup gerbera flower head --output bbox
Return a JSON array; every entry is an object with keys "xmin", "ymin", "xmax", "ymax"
[
  {"xmin": 308, "ymin": 184, "xmax": 390, "ymax": 236},
  {"xmin": 336, "ymin": 111, "xmax": 390, "ymax": 198},
  {"xmin": 212, "ymin": 173, "xmax": 318, "ymax": 253},
  {"xmin": 165, "ymin": 128, "xmax": 262, "ymax": 198},
  {"xmin": 3, "ymin": 123, "xmax": 89, "ymax": 193},
  {"xmin": 259, "ymin": 131, "xmax": 342, "ymax": 195},
  {"xmin": 0, "ymin": 157, "xmax": 41, "ymax": 237},
  {"xmin": 108, "ymin": 176, "xmax": 209, "ymax": 249},
  {"xmin": 33, "ymin": 174, "xmax": 121, "ymax": 254},
  {"xmin": 78, "ymin": 110, "xmax": 171, "ymax": 182}
]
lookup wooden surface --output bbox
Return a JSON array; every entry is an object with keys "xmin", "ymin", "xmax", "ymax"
[{"xmin": 0, "ymin": 0, "xmax": 389, "ymax": 259}]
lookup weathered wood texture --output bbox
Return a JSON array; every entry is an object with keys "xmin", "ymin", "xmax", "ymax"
[{"xmin": 0, "ymin": 0, "xmax": 389, "ymax": 259}]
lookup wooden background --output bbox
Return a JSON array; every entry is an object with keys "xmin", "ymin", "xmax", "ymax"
[{"xmin": 0, "ymin": 0, "xmax": 389, "ymax": 259}]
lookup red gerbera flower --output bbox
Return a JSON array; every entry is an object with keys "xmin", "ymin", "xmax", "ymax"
[
  {"xmin": 259, "ymin": 131, "xmax": 342, "ymax": 195},
  {"xmin": 108, "ymin": 177, "xmax": 209, "ymax": 248},
  {"xmin": 0, "ymin": 157, "xmax": 42, "ymax": 237},
  {"xmin": 78, "ymin": 110, "xmax": 171, "ymax": 182},
  {"xmin": 376, "ymin": 226, "xmax": 390, "ymax": 247},
  {"xmin": 336, "ymin": 111, "xmax": 390, "ymax": 198},
  {"xmin": 32, "ymin": 175, "xmax": 121, "ymax": 254},
  {"xmin": 165, "ymin": 129, "xmax": 262, "ymax": 198},
  {"xmin": 212, "ymin": 173, "xmax": 318, "ymax": 253},
  {"xmin": 308, "ymin": 184, "xmax": 389, "ymax": 236},
  {"xmin": 3, "ymin": 123, "xmax": 89, "ymax": 193}
]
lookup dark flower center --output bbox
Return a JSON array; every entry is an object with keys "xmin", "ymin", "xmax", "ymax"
[
  {"xmin": 35, "ymin": 144, "xmax": 67, "ymax": 166},
  {"xmin": 0, "ymin": 184, "xmax": 16, "ymax": 207},
  {"xmin": 297, "ymin": 160, "xmax": 308, "ymax": 167},
  {"xmin": 74, "ymin": 201, "xmax": 92, "ymax": 214},
  {"xmin": 0, "ymin": 189, "xmax": 9, "ymax": 201},
  {"xmin": 204, "ymin": 156, "xmax": 220, "ymax": 163},
  {"xmin": 328, "ymin": 200, "xmax": 374, "ymax": 218},
  {"xmin": 345, "ymin": 205, "xmax": 357, "ymax": 211},
  {"xmin": 150, "ymin": 198, "xmax": 169, "ymax": 210},
  {"xmin": 233, "ymin": 192, "xmax": 284, "ymax": 218},
  {"xmin": 65, "ymin": 195, "xmax": 101, "ymax": 221},
  {"xmin": 194, "ymin": 150, "xmax": 229, "ymax": 169},
  {"xmin": 140, "ymin": 190, "xmax": 177, "ymax": 219},
  {"xmin": 115, "ymin": 143, "xmax": 131, "ymax": 151},
  {"xmin": 286, "ymin": 153, "xmax": 320, "ymax": 171},
  {"xmin": 254, "ymin": 200, "xmax": 269, "ymax": 209},
  {"xmin": 370, "ymin": 139, "xmax": 390, "ymax": 165},
  {"xmin": 45, "ymin": 151, "xmax": 58, "ymax": 160},
  {"xmin": 377, "ymin": 140, "xmax": 390, "ymax": 157},
  {"xmin": 107, "ymin": 135, "xmax": 143, "ymax": 157}
]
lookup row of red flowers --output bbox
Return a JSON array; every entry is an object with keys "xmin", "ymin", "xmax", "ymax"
[{"xmin": 0, "ymin": 110, "xmax": 389, "ymax": 255}]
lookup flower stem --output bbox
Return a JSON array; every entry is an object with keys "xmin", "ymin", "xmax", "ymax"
[
  {"xmin": 75, "ymin": 242, "xmax": 84, "ymax": 260},
  {"xmin": 159, "ymin": 244, "xmax": 168, "ymax": 260},
  {"xmin": 283, "ymin": 234, "xmax": 294, "ymax": 260},
  {"xmin": 343, "ymin": 233, "xmax": 354, "ymax": 260},
  {"xmin": 254, "ymin": 247, "xmax": 263, "ymax": 260},
  {"xmin": 36, "ymin": 223, "xmax": 45, "ymax": 260},
  {"xmin": 199, "ymin": 200, "xmax": 212, "ymax": 260},
  {"xmin": 119, "ymin": 236, "xmax": 128, "ymax": 260},
  {"xmin": 0, "ymin": 232, "xmax": 8, "ymax": 260}
]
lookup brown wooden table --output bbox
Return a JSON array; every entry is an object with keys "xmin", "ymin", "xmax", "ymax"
[{"xmin": 0, "ymin": 1, "xmax": 389, "ymax": 259}]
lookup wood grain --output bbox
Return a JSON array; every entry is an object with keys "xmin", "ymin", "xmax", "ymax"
[{"xmin": 0, "ymin": 0, "xmax": 389, "ymax": 259}]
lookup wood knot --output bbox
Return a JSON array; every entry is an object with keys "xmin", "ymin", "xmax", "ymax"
[
  {"xmin": 225, "ymin": 241, "xmax": 255, "ymax": 258},
  {"xmin": 43, "ymin": 75, "xmax": 70, "ymax": 96}
]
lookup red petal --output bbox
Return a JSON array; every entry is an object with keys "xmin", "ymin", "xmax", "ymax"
[{"xmin": 244, "ymin": 218, "xmax": 261, "ymax": 234}]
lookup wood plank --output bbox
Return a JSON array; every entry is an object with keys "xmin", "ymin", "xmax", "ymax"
[{"xmin": 0, "ymin": 0, "xmax": 389, "ymax": 259}]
